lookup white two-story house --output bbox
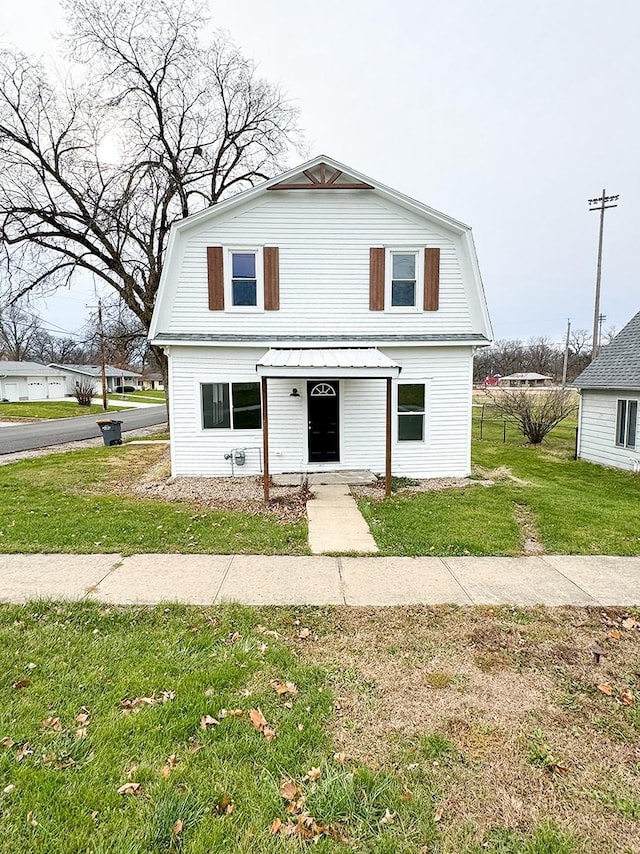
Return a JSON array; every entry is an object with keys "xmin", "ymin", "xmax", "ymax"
[{"xmin": 149, "ymin": 156, "xmax": 492, "ymax": 496}]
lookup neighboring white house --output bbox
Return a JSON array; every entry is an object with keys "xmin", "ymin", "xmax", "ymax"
[
  {"xmin": 149, "ymin": 155, "xmax": 493, "ymax": 490},
  {"xmin": 499, "ymin": 372, "xmax": 554, "ymax": 387},
  {"xmin": 0, "ymin": 361, "xmax": 67, "ymax": 401},
  {"xmin": 48, "ymin": 364, "xmax": 143, "ymax": 395},
  {"xmin": 573, "ymin": 310, "xmax": 640, "ymax": 472}
]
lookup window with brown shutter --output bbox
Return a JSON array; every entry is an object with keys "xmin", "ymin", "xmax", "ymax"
[
  {"xmin": 207, "ymin": 246, "xmax": 224, "ymax": 310},
  {"xmin": 263, "ymin": 247, "xmax": 280, "ymax": 310},
  {"xmin": 423, "ymin": 247, "xmax": 440, "ymax": 311},
  {"xmin": 369, "ymin": 247, "xmax": 385, "ymax": 310}
]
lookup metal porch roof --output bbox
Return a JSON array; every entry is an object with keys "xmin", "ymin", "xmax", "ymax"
[{"xmin": 256, "ymin": 348, "xmax": 401, "ymax": 378}]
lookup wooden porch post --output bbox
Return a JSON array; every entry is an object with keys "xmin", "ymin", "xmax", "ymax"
[
  {"xmin": 385, "ymin": 377, "xmax": 392, "ymax": 497},
  {"xmin": 261, "ymin": 376, "xmax": 270, "ymax": 503}
]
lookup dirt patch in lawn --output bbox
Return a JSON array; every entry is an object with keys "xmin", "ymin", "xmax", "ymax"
[
  {"xmin": 352, "ymin": 475, "xmax": 491, "ymax": 501},
  {"xmin": 291, "ymin": 604, "xmax": 640, "ymax": 852}
]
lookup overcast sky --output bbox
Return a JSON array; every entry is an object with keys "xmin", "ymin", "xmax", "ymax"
[{"xmin": 1, "ymin": 0, "xmax": 638, "ymax": 344}]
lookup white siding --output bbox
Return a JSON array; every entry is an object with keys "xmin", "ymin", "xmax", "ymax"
[
  {"xmin": 166, "ymin": 193, "xmax": 473, "ymax": 338},
  {"xmin": 169, "ymin": 345, "xmax": 473, "ymax": 478},
  {"xmin": 578, "ymin": 390, "xmax": 640, "ymax": 471}
]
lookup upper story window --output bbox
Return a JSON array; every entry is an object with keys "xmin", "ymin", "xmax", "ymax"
[
  {"xmin": 391, "ymin": 253, "xmax": 417, "ymax": 307},
  {"xmin": 616, "ymin": 399, "xmax": 638, "ymax": 449},
  {"xmin": 225, "ymin": 249, "xmax": 263, "ymax": 310},
  {"xmin": 386, "ymin": 249, "xmax": 422, "ymax": 311}
]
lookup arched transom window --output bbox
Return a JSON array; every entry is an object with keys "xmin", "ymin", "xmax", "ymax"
[{"xmin": 310, "ymin": 383, "xmax": 336, "ymax": 397}]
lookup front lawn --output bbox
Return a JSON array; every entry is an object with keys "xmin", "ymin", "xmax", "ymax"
[
  {"xmin": 359, "ymin": 415, "xmax": 640, "ymax": 556},
  {"xmin": 0, "ymin": 401, "xmax": 127, "ymax": 421},
  {"xmin": 0, "ymin": 445, "xmax": 306, "ymax": 555},
  {"xmin": 1, "ymin": 602, "xmax": 639, "ymax": 852}
]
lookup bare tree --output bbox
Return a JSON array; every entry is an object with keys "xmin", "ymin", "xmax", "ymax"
[
  {"xmin": 488, "ymin": 388, "xmax": 577, "ymax": 445},
  {"xmin": 0, "ymin": 301, "xmax": 43, "ymax": 360},
  {"xmin": 73, "ymin": 377, "xmax": 96, "ymax": 406},
  {"xmin": 0, "ymin": 0, "xmax": 300, "ymax": 388}
]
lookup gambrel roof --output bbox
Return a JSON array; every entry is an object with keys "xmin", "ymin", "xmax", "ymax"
[
  {"xmin": 573, "ymin": 310, "xmax": 640, "ymax": 390},
  {"xmin": 149, "ymin": 154, "xmax": 493, "ymax": 344}
]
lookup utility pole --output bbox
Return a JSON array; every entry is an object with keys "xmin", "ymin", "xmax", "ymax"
[
  {"xmin": 97, "ymin": 299, "xmax": 108, "ymax": 411},
  {"xmin": 588, "ymin": 189, "xmax": 619, "ymax": 360},
  {"xmin": 598, "ymin": 312, "xmax": 606, "ymax": 355},
  {"xmin": 561, "ymin": 318, "xmax": 571, "ymax": 387}
]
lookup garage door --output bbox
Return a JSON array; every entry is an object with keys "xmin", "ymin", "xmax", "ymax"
[
  {"xmin": 3, "ymin": 382, "xmax": 19, "ymax": 402},
  {"xmin": 47, "ymin": 379, "xmax": 66, "ymax": 398},
  {"xmin": 27, "ymin": 379, "xmax": 46, "ymax": 400}
]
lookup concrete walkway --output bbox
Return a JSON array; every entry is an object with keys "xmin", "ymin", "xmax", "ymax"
[
  {"xmin": 1, "ymin": 553, "xmax": 639, "ymax": 606},
  {"xmin": 306, "ymin": 485, "xmax": 378, "ymax": 554}
]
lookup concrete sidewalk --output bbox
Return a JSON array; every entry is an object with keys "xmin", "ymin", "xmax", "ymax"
[{"xmin": 1, "ymin": 553, "xmax": 639, "ymax": 606}]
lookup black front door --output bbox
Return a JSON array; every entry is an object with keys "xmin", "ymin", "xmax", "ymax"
[{"xmin": 307, "ymin": 381, "xmax": 339, "ymax": 463}]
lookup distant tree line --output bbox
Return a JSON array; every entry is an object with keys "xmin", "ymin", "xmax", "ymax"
[
  {"xmin": 473, "ymin": 328, "xmax": 618, "ymax": 384},
  {"xmin": 0, "ymin": 297, "xmax": 158, "ymax": 372}
]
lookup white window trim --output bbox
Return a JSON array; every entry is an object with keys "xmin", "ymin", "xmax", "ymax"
[
  {"xmin": 224, "ymin": 247, "xmax": 264, "ymax": 312},
  {"xmin": 394, "ymin": 379, "xmax": 431, "ymax": 445},
  {"xmin": 385, "ymin": 248, "xmax": 423, "ymax": 313},
  {"xmin": 199, "ymin": 380, "xmax": 262, "ymax": 432}
]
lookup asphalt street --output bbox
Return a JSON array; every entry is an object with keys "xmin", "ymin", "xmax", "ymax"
[{"xmin": 0, "ymin": 405, "xmax": 167, "ymax": 454}]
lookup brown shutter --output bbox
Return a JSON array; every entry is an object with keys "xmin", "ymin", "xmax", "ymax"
[
  {"xmin": 207, "ymin": 246, "xmax": 224, "ymax": 310},
  {"xmin": 263, "ymin": 247, "xmax": 280, "ymax": 310},
  {"xmin": 424, "ymin": 247, "xmax": 440, "ymax": 311},
  {"xmin": 369, "ymin": 247, "xmax": 385, "ymax": 310}
]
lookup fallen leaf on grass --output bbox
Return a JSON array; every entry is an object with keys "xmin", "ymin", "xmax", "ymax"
[
  {"xmin": 380, "ymin": 809, "xmax": 396, "ymax": 825},
  {"xmin": 609, "ymin": 629, "xmax": 621, "ymax": 640},
  {"xmin": 270, "ymin": 680, "xmax": 298, "ymax": 698},
  {"xmin": 75, "ymin": 708, "xmax": 91, "ymax": 725},
  {"xmin": 117, "ymin": 782, "xmax": 141, "ymax": 795},
  {"xmin": 1, "ymin": 738, "xmax": 15, "ymax": 749},
  {"xmin": 76, "ymin": 727, "xmax": 88, "ymax": 740},
  {"xmin": 214, "ymin": 795, "xmax": 234, "ymax": 816},
  {"xmin": 297, "ymin": 628, "xmax": 312, "ymax": 640},
  {"xmin": 553, "ymin": 763, "xmax": 569, "ymax": 776},
  {"xmin": 622, "ymin": 617, "xmax": 640, "ymax": 631},
  {"xmin": 3, "ymin": 784, "xmax": 15, "ymax": 794},
  {"xmin": 200, "ymin": 715, "xmax": 220, "ymax": 730},
  {"xmin": 280, "ymin": 779, "xmax": 300, "ymax": 801},
  {"xmin": 304, "ymin": 767, "xmax": 321, "ymax": 782},
  {"xmin": 598, "ymin": 683, "xmax": 614, "ymax": 696},
  {"xmin": 12, "ymin": 680, "xmax": 31, "ymax": 690},
  {"xmin": 26, "ymin": 811, "xmax": 38, "ymax": 826},
  {"xmin": 249, "ymin": 708, "xmax": 268, "ymax": 730},
  {"xmin": 120, "ymin": 692, "xmax": 175, "ymax": 713},
  {"xmin": 41, "ymin": 716, "xmax": 62, "ymax": 732},
  {"xmin": 15, "ymin": 743, "xmax": 33, "ymax": 762},
  {"xmin": 218, "ymin": 708, "xmax": 244, "ymax": 718},
  {"xmin": 620, "ymin": 691, "xmax": 634, "ymax": 706},
  {"xmin": 333, "ymin": 752, "xmax": 347, "ymax": 764},
  {"xmin": 248, "ymin": 707, "xmax": 277, "ymax": 740},
  {"xmin": 161, "ymin": 754, "xmax": 178, "ymax": 778},
  {"xmin": 188, "ymin": 741, "xmax": 204, "ymax": 755},
  {"xmin": 434, "ymin": 806, "xmax": 444, "ymax": 822},
  {"xmin": 173, "ymin": 820, "xmax": 184, "ymax": 836},
  {"xmin": 270, "ymin": 818, "xmax": 282, "ymax": 835}
]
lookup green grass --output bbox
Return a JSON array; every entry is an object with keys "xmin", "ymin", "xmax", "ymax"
[
  {"xmin": 0, "ymin": 446, "xmax": 306, "ymax": 555},
  {"xmin": 0, "ymin": 401, "xmax": 127, "ymax": 420},
  {"xmin": 108, "ymin": 390, "xmax": 166, "ymax": 404},
  {"xmin": 0, "ymin": 602, "xmax": 592, "ymax": 853},
  {"xmin": 359, "ymin": 412, "xmax": 640, "ymax": 556}
]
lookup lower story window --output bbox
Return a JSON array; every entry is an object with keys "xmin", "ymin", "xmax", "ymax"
[
  {"xmin": 616, "ymin": 398, "xmax": 638, "ymax": 448},
  {"xmin": 397, "ymin": 383, "xmax": 425, "ymax": 441},
  {"xmin": 202, "ymin": 382, "xmax": 261, "ymax": 429}
]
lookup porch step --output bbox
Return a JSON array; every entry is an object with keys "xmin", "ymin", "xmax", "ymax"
[
  {"xmin": 272, "ymin": 469, "xmax": 377, "ymax": 487},
  {"xmin": 307, "ymin": 484, "xmax": 378, "ymax": 555}
]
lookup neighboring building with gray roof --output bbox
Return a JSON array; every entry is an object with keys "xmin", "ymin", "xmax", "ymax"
[
  {"xmin": 48, "ymin": 363, "xmax": 142, "ymax": 394},
  {"xmin": 573, "ymin": 311, "xmax": 640, "ymax": 471},
  {"xmin": 0, "ymin": 361, "xmax": 67, "ymax": 401}
]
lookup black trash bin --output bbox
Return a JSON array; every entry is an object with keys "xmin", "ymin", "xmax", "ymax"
[{"xmin": 96, "ymin": 419, "xmax": 123, "ymax": 446}]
